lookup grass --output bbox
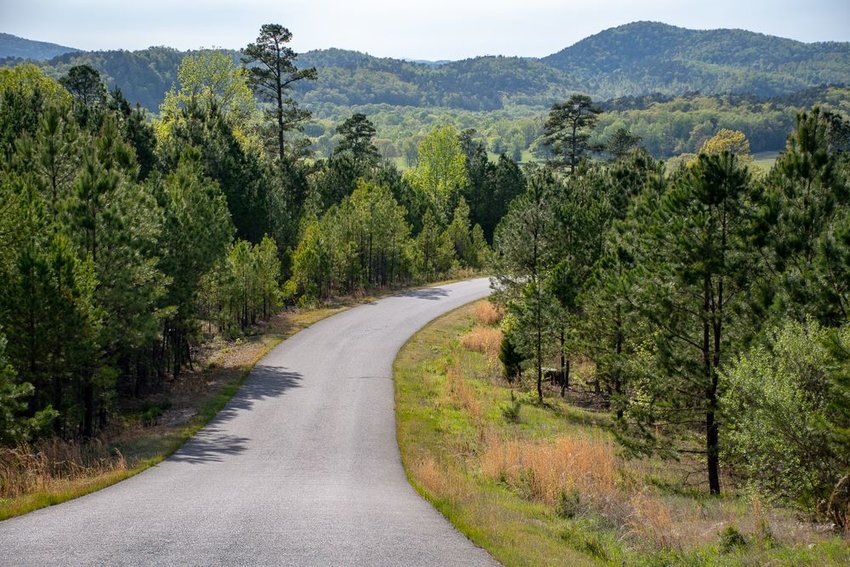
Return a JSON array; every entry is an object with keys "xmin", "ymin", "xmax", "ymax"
[
  {"xmin": 394, "ymin": 300, "xmax": 850, "ymax": 566},
  {"xmin": 751, "ymin": 150, "xmax": 779, "ymax": 174}
]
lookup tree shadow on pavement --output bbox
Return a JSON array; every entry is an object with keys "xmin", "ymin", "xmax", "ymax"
[
  {"xmin": 217, "ymin": 366, "xmax": 303, "ymax": 421},
  {"xmin": 397, "ymin": 287, "xmax": 449, "ymax": 301},
  {"xmin": 170, "ymin": 366, "xmax": 303, "ymax": 463},
  {"xmin": 170, "ymin": 430, "xmax": 250, "ymax": 464}
]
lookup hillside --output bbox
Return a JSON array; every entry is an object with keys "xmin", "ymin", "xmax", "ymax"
[
  {"xmin": 11, "ymin": 21, "xmax": 849, "ymax": 115},
  {"xmin": 0, "ymin": 32, "xmax": 80, "ymax": 61},
  {"xmin": 543, "ymin": 21, "xmax": 850, "ymax": 97}
]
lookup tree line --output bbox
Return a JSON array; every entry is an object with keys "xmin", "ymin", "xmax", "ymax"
[
  {"xmin": 0, "ymin": 25, "xmax": 523, "ymax": 443},
  {"xmin": 493, "ymin": 95, "xmax": 850, "ymax": 527}
]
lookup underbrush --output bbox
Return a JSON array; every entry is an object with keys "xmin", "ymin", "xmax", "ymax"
[{"xmin": 394, "ymin": 300, "xmax": 850, "ymax": 566}]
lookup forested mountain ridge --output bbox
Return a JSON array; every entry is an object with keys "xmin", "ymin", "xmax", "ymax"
[
  {"xmin": 9, "ymin": 21, "xmax": 850, "ymax": 114},
  {"xmin": 542, "ymin": 21, "xmax": 850, "ymax": 96}
]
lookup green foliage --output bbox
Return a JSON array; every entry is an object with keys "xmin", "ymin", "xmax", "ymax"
[
  {"xmin": 0, "ymin": 329, "xmax": 57, "ymax": 445},
  {"xmin": 699, "ymin": 128, "xmax": 752, "ymax": 160},
  {"xmin": 158, "ymin": 50, "xmax": 258, "ymax": 138},
  {"xmin": 542, "ymin": 95, "xmax": 602, "ymax": 172},
  {"xmin": 290, "ymin": 180, "xmax": 415, "ymax": 297},
  {"xmin": 754, "ymin": 108, "xmax": 850, "ymax": 325},
  {"xmin": 621, "ymin": 152, "xmax": 755, "ymax": 494},
  {"xmin": 405, "ymin": 125, "xmax": 467, "ymax": 224},
  {"xmin": 334, "ymin": 112, "xmax": 379, "ymax": 167},
  {"xmin": 201, "ymin": 237, "xmax": 281, "ymax": 335},
  {"xmin": 498, "ymin": 328, "xmax": 525, "ymax": 383},
  {"xmin": 242, "ymin": 24, "xmax": 317, "ymax": 163},
  {"xmin": 59, "ymin": 64, "xmax": 106, "ymax": 107},
  {"xmin": 159, "ymin": 98, "xmax": 278, "ymax": 244},
  {"xmin": 718, "ymin": 525, "xmax": 749, "ymax": 553},
  {"xmin": 722, "ymin": 320, "xmax": 850, "ymax": 521}
]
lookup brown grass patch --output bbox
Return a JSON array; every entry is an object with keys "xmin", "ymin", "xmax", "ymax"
[
  {"xmin": 411, "ymin": 456, "xmax": 448, "ymax": 494},
  {"xmin": 0, "ymin": 439, "xmax": 127, "ymax": 500},
  {"xmin": 473, "ymin": 301, "xmax": 503, "ymax": 326},
  {"xmin": 629, "ymin": 489, "xmax": 678, "ymax": 549},
  {"xmin": 446, "ymin": 358, "xmax": 482, "ymax": 420},
  {"xmin": 480, "ymin": 434, "xmax": 618, "ymax": 509},
  {"xmin": 461, "ymin": 326, "xmax": 502, "ymax": 357}
]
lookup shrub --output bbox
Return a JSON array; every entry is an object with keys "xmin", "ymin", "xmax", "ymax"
[
  {"xmin": 721, "ymin": 319, "xmax": 850, "ymax": 526},
  {"xmin": 719, "ymin": 525, "xmax": 749, "ymax": 553}
]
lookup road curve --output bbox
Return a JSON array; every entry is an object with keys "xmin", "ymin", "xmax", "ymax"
[{"xmin": 0, "ymin": 278, "xmax": 497, "ymax": 566}]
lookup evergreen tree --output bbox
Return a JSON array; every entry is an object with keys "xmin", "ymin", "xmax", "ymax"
[
  {"xmin": 542, "ymin": 94, "xmax": 602, "ymax": 173},
  {"xmin": 242, "ymin": 24, "xmax": 317, "ymax": 165},
  {"xmin": 624, "ymin": 153, "xmax": 755, "ymax": 495}
]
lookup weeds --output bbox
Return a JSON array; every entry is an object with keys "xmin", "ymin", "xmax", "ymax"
[
  {"xmin": 479, "ymin": 434, "xmax": 618, "ymax": 509},
  {"xmin": 628, "ymin": 489, "xmax": 678, "ymax": 549}
]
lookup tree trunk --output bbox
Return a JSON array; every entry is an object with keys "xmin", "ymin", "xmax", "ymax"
[
  {"xmin": 703, "ymin": 274, "xmax": 721, "ymax": 495},
  {"xmin": 82, "ymin": 380, "xmax": 94, "ymax": 439}
]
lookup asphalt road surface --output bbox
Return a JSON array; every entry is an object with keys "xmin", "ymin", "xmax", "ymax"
[{"xmin": 0, "ymin": 278, "xmax": 498, "ymax": 566}]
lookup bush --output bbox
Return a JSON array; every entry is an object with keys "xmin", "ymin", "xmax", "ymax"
[
  {"xmin": 499, "ymin": 331, "xmax": 525, "ymax": 382},
  {"xmin": 721, "ymin": 319, "xmax": 850, "ymax": 526},
  {"xmin": 719, "ymin": 525, "xmax": 749, "ymax": 554}
]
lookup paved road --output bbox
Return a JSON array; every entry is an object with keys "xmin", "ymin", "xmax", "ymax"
[{"xmin": 0, "ymin": 279, "xmax": 497, "ymax": 566}]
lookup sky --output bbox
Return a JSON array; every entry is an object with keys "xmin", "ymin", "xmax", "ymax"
[{"xmin": 2, "ymin": 0, "xmax": 850, "ymax": 61}]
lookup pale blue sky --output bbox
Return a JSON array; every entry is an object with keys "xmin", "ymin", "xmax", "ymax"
[{"xmin": 2, "ymin": 0, "xmax": 849, "ymax": 60}]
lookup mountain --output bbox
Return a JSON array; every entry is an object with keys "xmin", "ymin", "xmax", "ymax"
[
  {"xmin": 0, "ymin": 32, "xmax": 80, "ymax": 61},
  {"xmin": 542, "ymin": 21, "xmax": 850, "ymax": 98},
  {"xmin": 5, "ymin": 22, "xmax": 849, "ymax": 114}
]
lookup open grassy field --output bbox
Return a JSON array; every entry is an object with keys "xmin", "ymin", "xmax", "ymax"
[
  {"xmin": 394, "ymin": 300, "xmax": 850, "ymax": 566},
  {"xmin": 751, "ymin": 151, "xmax": 780, "ymax": 174}
]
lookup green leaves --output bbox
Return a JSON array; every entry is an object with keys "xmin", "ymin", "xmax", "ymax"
[{"xmin": 405, "ymin": 125, "xmax": 468, "ymax": 225}]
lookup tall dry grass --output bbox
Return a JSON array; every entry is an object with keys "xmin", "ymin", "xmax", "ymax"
[
  {"xmin": 628, "ymin": 489, "xmax": 678, "ymax": 549},
  {"xmin": 0, "ymin": 439, "xmax": 126, "ymax": 499},
  {"xmin": 461, "ymin": 326, "xmax": 502, "ymax": 357},
  {"xmin": 473, "ymin": 301, "xmax": 503, "ymax": 326},
  {"xmin": 480, "ymin": 434, "xmax": 618, "ymax": 509},
  {"xmin": 446, "ymin": 359, "xmax": 481, "ymax": 420}
]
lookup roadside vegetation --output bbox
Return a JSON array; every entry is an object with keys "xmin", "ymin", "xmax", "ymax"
[{"xmin": 395, "ymin": 301, "xmax": 850, "ymax": 565}]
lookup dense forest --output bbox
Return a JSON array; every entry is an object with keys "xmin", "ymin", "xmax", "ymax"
[
  {"xmin": 0, "ymin": 30, "xmax": 500, "ymax": 443},
  {"xmin": 2, "ymin": 19, "xmax": 850, "ymax": 546}
]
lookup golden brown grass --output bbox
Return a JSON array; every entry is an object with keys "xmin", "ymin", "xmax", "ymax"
[
  {"xmin": 473, "ymin": 301, "xmax": 503, "ymax": 326},
  {"xmin": 480, "ymin": 434, "xmax": 618, "ymax": 509},
  {"xmin": 0, "ymin": 439, "xmax": 127, "ymax": 500},
  {"xmin": 460, "ymin": 326, "xmax": 502, "ymax": 357},
  {"xmin": 628, "ymin": 489, "xmax": 678, "ymax": 550},
  {"xmin": 446, "ymin": 358, "xmax": 482, "ymax": 421}
]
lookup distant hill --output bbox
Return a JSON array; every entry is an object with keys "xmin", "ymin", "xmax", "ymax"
[
  {"xmin": 542, "ymin": 21, "xmax": 850, "ymax": 98},
  {"xmin": 4, "ymin": 22, "xmax": 849, "ymax": 115},
  {"xmin": 0, "ymin": 32, "xmax": 80, "ymax": 61}
]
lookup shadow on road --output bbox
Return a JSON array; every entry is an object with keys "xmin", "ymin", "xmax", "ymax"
[
  {"xmin": 170, "ymin": 366, "xmax": 303, "ymax": 464},
  {"xmin": 219, "ymin": 365, "xmax": 303, "ymax": 419},
  {"xmin": 397, "ymin": 287, "xmax": 449, "ymax": 300},
  {"xmin": 170, "ymin": 430, "xmax": 250, "ymax": 464}
]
